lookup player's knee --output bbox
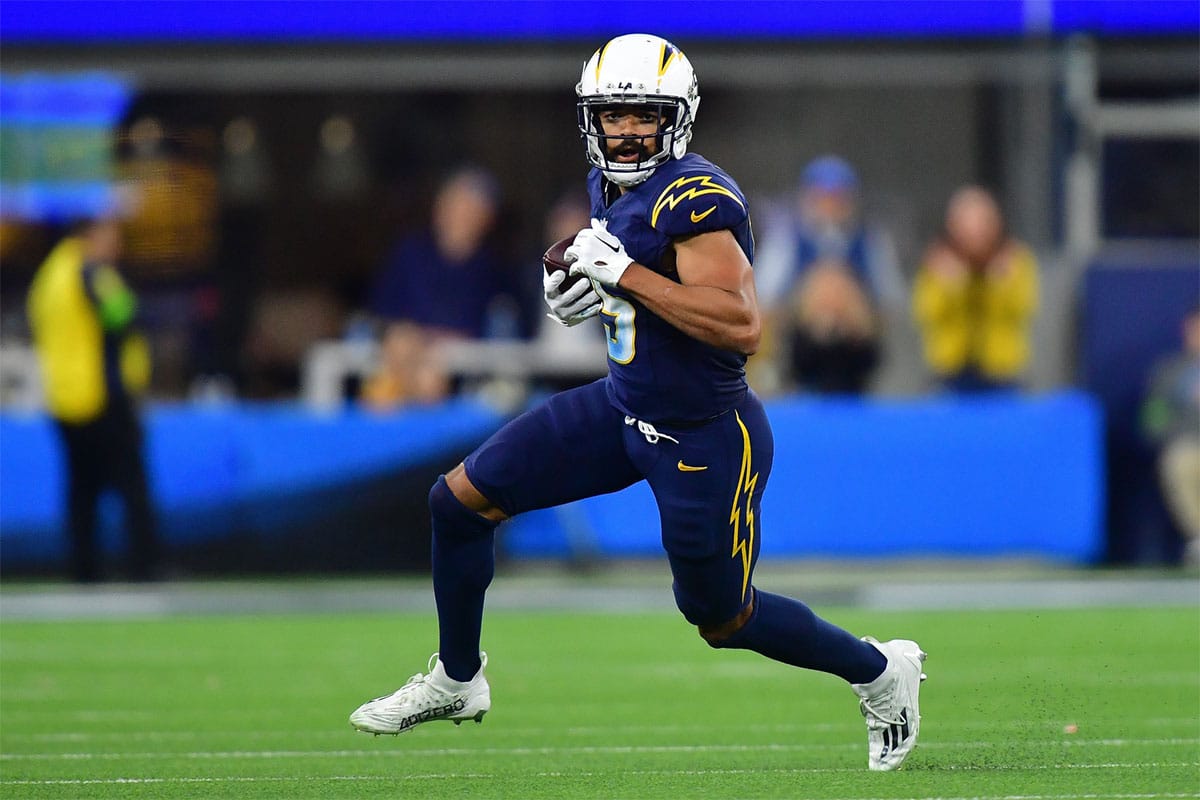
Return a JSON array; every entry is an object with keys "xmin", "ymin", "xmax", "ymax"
[
  {"xmin": 439, "ymin": 464, "xmax": 507, "ymax": 522},
  {"xmin": 695, "ymin": 596, "xmax": 756, "ymax": 649},
  {"xmin": 696, "ymin": 618, "xmax": 742, "ymax": 649},
  {"xmin": 428, "ymin": 476, "xmax": 457, "ymax": 526},
  {"xmin": 428, "ymin": 474, "xmax": 498, "ymax": 542}
]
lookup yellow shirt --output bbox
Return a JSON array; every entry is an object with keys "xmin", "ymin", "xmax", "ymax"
[
  {"xmin": 27, "ymin": 238, "xmax": 149, "ymax": 423},
  {"xmin": 912, "ymin": 243, "xmax": 1039, "ymax": 382}
]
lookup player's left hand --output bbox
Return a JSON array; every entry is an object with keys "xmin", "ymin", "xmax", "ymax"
[{"xmin": 565, "ymin": 218, "xmax": 634, "ymax": 286}]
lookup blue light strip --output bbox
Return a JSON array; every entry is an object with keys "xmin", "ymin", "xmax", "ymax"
[
  {"xmin": 0, "ymin": 73, "xmax": 131, "ymax": 126},
  {"xmin": 0, "ymin": 0, "xmax": 1193, "ymax": 44}
]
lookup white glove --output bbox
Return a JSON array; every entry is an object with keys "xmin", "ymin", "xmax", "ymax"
[
  {"xmin": 543, "ymin": 268, "xmax": 602, "ymax": 327},
  {"xmin": 565, "ymin": 218, "xmax": 634, "ymax": 287}
]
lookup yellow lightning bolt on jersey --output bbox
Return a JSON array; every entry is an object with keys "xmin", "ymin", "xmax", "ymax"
[
  {"xmin": 651, "ymin": 175, "xmax": 744, "ymax": 229},
  {"xmin": 728, "ymin": 411, "xmax": 759, "ymax": 603}
]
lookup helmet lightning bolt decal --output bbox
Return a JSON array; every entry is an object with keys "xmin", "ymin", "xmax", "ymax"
[
  {"xmin": 651, "ymin": 176, "xmax": 744, "ymax": 228},
  {"xmin": 728, "ymin": 411, "xmax": 758, "ymax": 604},
  {"xmin": 659, "ymin": 42, "xmax": 680, "ymax": 75},
  {"xmin": 594, "ymin": 45, "xmax": 608, "ymax": 83},
  {"xmin": 657, "ymin": 42, "xmax": 681, "ymax": 88}
]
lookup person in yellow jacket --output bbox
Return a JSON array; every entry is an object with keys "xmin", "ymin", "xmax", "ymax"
[
  {"xmin": 27, "ymin": 218, "xmax": 159, "ymax": 582},
  {"xmin": 912, "ymin": 186, "xmax": 1039, "ymax": 391}
]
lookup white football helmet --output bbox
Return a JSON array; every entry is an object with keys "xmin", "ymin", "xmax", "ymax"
[{"xmin": 576, "ymin": 34, "xmax": 700, "ymax": 187}]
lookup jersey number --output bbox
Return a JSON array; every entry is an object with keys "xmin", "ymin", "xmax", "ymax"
[{"xmin": 595, "ymin": 284, "xmax": 636, "ymax": 364}]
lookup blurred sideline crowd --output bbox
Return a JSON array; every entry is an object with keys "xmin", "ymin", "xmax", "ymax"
[
  {"xmin": 10, "ymin": 157, "xmax": 1064, "ymax": 405},
  {"xmin": 349, "ymin": 159, "xmax": 1050, "ymax": 407},
  {"xmin": 6, "ymin": 148, "xmax": 1198, "ymax": 572}
]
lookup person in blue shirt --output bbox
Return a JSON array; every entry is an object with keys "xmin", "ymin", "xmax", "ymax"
[
  {"xmin": 363, "ymin": 167, "xmax": 513, "ymax": 407},
  {"xmin": 369, "ymin": 167, "xmax": 507, "ymax": 340},
  {"xmin": 350, "ymin": 34, "xmax": 927, "ymax": 771},
  {"xmin": 755, "ymin": 156, "xmax": 906, "ymax": 394}
]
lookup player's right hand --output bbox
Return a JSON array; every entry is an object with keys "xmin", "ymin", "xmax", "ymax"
[{"xmin": 543, "ymin": 269, "xmax": 602, "ymax": 327}]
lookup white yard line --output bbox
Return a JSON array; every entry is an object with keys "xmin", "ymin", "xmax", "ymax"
[
  {"xmin": 2, "ymin": 739, "xmax": 1197, "ymax": 760},
  {"xmin": 2, "ymin": 771, "xmax": 1198, "ymax": 800},
  {"xmin": 6, "ymin": 717, "xmax": 1196, "ymax": 742}
]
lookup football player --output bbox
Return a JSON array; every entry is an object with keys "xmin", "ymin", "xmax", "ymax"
[{"xmin": 350, "ymin": 33, "xmax": 927, "ymax": 771}]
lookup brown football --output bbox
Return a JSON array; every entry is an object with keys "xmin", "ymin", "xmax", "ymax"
[{"xmin": 543, "ymin": 235, "xmax": 588, "ymax": 294}]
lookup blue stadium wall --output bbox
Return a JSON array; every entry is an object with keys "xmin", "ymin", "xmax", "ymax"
[{"xmin": 0, "ymin": 391, "xmax": 1103, "ymax": 572}]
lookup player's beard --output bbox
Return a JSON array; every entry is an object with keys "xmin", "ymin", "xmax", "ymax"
[{"xmin": 607, "ymin": 138, "xmax": 658, "ymax": 164}]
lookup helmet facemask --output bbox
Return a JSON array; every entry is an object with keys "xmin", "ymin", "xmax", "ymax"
[
  {"xmin": 575, "ymin": 34, "xmax": 701, "ymax": 186},
  {"xmin": 577, "ymin": 96, "xmax": 692, "ymax": 187}
]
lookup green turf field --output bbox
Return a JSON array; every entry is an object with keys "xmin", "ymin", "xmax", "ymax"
[{"xmin": 1, "ymin": 605, "xmax": 1197, "ymax": 799}]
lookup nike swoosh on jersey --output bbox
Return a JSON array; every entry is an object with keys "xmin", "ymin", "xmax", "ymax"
[
  {"xmin": 677, "ymin": 461, "xmax": 708, "ymax": 472},
  {"xmin": 690, "ymin": 206, "xmax": 717, "ymax": 224}
]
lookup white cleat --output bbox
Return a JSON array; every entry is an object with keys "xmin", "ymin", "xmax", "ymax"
[
  {"xmin": 851, "ymin": 637, "xmax": 927, "ymax": 771},
  {"xmin": 349, "ymin": 652, "xmax": 491, "ymax": 735}
]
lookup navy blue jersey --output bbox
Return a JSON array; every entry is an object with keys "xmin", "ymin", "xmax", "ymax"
[{"xmin": 586, "ymin": 153, "xmax": 755, "ymax": 424}]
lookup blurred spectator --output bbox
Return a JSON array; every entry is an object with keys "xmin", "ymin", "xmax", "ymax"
[
  {"xmin": 755, "ymin": 156, "xmax": 905, "ymax": 394},
  {"xmin": 912, "ymin": 186, "xmax": 1039, "ymax": 392},
  {"xmin": 362, "ymin": 167, "xmax": 511, "ymax": 409},
  {"xmin": 360, "ymin": 321, "xmax": 450, "ymax": 408},
  {"xmin": 118, "ymin": 115, "xmax": 220, "ymax": 398},
  {"xmin": 368, "ymin": 166, "xmax": 507, "ymax": 338},
  {"xmin": 1140, "ymin": 308, "xmax": 1200, "ymax": 565},
  {"xmin": 26, "ymin": 218, "xmax": 160, "ymax": 582}
]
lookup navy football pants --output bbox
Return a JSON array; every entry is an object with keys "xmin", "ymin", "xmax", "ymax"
[{"xmin": 464, "ymin": 379, "xmax": 772, "ymax": 626}]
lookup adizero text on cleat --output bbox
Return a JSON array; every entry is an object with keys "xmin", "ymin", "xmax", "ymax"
[{"xmin": 349, "ymin": 652, "xmax": 491, "ymax": 735}]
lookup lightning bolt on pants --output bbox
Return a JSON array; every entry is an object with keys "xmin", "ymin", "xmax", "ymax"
[
  {"xmin": 636, "ymin": 392, "xmax": 773, "ymax": 628},
  {"xmin": 640, "ymin": 393, "xmax": 886, "ymax": 685}
]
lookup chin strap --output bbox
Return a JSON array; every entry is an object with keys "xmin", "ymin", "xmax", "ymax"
[{"xmin": 603, "ymin": 167, "xmax": 655, "ymax": 187}]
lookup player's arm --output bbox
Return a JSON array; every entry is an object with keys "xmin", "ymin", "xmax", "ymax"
[
  {"xmin": 566, "ymin": 218, "xmax": 760, "ymax": 354},
  {"xmin": 82, "ymin": 264, "xmax": 137, "ymax": 332},
  {"xmin": 619, "ymin": 231, "xmax": 760, "ymax": 354}
]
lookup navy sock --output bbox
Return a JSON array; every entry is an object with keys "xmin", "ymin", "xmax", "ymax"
[
  {"xmin": 715, "ymin": 589, "xmax": 886, "ymax": 684},
  {"xmin": 429, "ymin": 476, "xmax": 499, "ymax": 682}
]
